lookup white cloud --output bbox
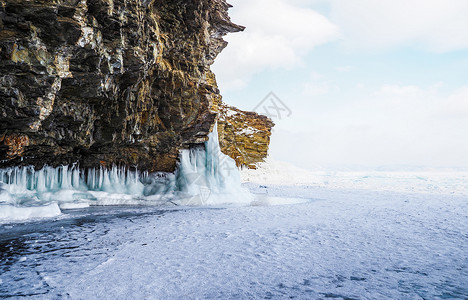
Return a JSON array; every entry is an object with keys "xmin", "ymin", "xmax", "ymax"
[
  {"xmin": 371, "ymin": 84, "xmax": 468, "ymax": 121},
  {"xmin": 329, "ymin": 0, "xmax": 468, "ymax": 52},
  {"xmin": 212, "ymin": 0, "xmax": 339, "ymax": 91},
  {"xmin": 435, "ymin": 86, "xmax": 468, "ymax": 119},
  {"xmin": 271, "ymin": 83, "xmax": 468, "ymax": 168}
]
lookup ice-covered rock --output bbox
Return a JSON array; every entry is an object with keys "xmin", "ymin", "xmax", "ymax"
[{"xmin": 0, "ymin": 123, "xmax": 252, "ymax": 219}]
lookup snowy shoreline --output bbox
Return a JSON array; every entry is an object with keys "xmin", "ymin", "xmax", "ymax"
[{"xmin": 2, "ymin": 161, "xmax": 467, "ymax": 222}]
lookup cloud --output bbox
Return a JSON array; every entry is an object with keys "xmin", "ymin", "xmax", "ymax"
[
  {"xmin": 371, "ymin": 84, "xmax": 468, "ymax": 121},
  {"xmin": 271, "ymin": 83, "xmax": 468, "ymax": 168},
  {"xmin": 329, "ymin": 0, "xmax": 468, "ymax": 52},
  {"xmin": 212, "ymin": 0, "xmax": 339, "ymax": 91},
  {"xmin": 435, "ymin": 86, "xmax": 468, "ymax": 119}
]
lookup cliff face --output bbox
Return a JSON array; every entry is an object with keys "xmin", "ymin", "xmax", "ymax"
[
  {"xmin": 0, "ymin": 0, "xmax": 272, "ymax": 172},
  {"xmin": 217, "ymin": 104, "xmax": 274, "ymax": 169}
]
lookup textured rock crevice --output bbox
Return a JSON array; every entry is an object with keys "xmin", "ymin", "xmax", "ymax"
[{"xmin": 0, "ymin": 0, "xmax": 273, "ymax": 172}]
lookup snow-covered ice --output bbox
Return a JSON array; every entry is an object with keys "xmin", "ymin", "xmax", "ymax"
[
  {"xmin": 242, "ymin": 158, "xmax": 468, "ymax": 196},
  {"xmin": 0, "ymin": 203, "xmax": 61, "ymax": 221},
  {"xmin": 1, "ymin": 182, "xmax": 467, "ymax": 299}
]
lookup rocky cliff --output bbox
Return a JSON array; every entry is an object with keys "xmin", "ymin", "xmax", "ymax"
[
  {"xmin": 0, "ymin": 0, "xmax": 273, "ymax": 172},
  {"xmin": 217, "ymin": 103, "xmax": 274, "ymax": 169}
]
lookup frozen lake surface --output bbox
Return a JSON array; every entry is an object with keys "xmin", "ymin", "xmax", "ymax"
[{"xmin": 1, "ymin": 184, "xmax": 467, "ymax": 299}]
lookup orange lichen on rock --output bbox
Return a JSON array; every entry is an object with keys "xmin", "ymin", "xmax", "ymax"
[
  {"xmin": 217, "ymin": 104, "xmax": 274, "ymax": 169},
  {"xmin": 4, "ymin": 134, "xmax": 30, "ymax": 159}
]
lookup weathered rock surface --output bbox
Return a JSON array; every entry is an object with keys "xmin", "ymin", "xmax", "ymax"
[
  {"xmin": 217, "ymin": 103, "xmax": 274, "ymax": 169},
  {"xmin": 0, "ymin": 0, "xmax": 273, "ymax": 172}
]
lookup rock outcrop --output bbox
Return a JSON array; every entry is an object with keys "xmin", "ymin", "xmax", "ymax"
[
  {"xmin": 0, "ymin": 0, "xmax": 273, "ymax": 172},
  {"xmin": 217, "ymin": 103, "xmax": 274, "ymax": 169}
]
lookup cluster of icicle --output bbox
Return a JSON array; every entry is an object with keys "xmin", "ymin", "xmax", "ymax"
[
  {"xmin": 0, "ymin": 123, "xmax": 252, "ymax": 213},
  {"xmin": 0, "ymin": 165, "xmax": 169, "ymax": 205}
]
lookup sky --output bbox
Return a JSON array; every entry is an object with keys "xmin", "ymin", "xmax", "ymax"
[{"xmin": 212, "ymin": 0, "xmax": 468, "ymax": 170}]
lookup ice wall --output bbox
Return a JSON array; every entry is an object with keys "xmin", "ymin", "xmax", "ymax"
[
  {"xmin": 0, "ymin": 124, "xmax": 252, "ymax": 220},
  {"xmin": 0, "ymin": 165, "xmax": 158, "ymax": 206},
  {"xmin": 175, "ymin": 123, "xmax": 252, "ymax": 205}
]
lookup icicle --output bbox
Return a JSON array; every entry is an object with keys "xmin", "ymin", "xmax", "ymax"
[
  {"xmin": 0, "ymin": 121, "xmax": 252, "ymax": 208},
  {"xmin": 174, "ymin": 121, "xmax": 252, "ymax": 205}
]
